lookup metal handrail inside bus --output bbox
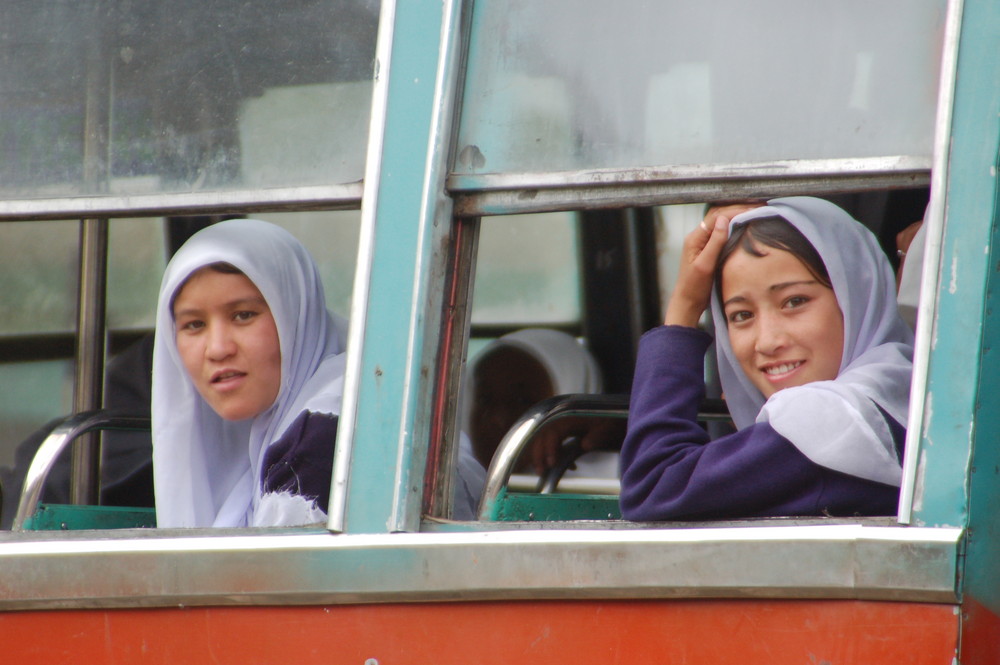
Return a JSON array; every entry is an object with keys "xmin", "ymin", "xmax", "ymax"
[
  {"xmin": 13, "ymin": 410, "xmax": 152, "ymax": 531},
  {"xmin": 477, "ymin": 394, "xmax": 732, "ymax": 520}
]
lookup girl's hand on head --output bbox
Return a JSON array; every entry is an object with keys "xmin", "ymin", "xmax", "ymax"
[{"xmin": 664, "ymin": 203, "xmax": 764, "ymax": 328}]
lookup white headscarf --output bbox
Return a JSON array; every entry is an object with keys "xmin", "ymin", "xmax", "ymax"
[
  {"xmin": 462, "ymin": 328, "xmax": 603, "ymax": 435},
  {"xmin": 470, "ymin": 328, "xmax": 603, "ymax": 396},
  {"xmin": 152, "ymin": 219, "xmax": 347, "ymax": 527},
  {"xmin": 710, "ymin": 197, "xmax": 914, "ymax": 487}
]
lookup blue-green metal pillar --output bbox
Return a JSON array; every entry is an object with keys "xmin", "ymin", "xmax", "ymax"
[
  {"xmin": 944, "ymin": 0, "xmax": 1000, "ymax": 659},
  {"xmin": 331, "ymin": 0, "xmax": 466, "ymax": 534}
]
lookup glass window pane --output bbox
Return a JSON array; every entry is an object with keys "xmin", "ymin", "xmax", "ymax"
[
  {"xmin": 456, "ymin": 0, "xmax": 945, "ymax": 175},
  {"xmin": 0, "ymin": 219, "xmax": 167, "ymax": 336},
  {"xmin": 0, "ymin": 0, "xmax": 379, "ymax": 200},
  {"xmin": 0, "ymin": 213, "xmax": 358, "ymax": 335},
  {"xmin": 106, "ymin": 212, "xmax": 362, "ymax": 331},
  {"xmin": 462, "ymin": 212, "xmax": 583, "ymax": 484},
  {"xmin": 108, "ymin": 219, "xmax": 167, "ymax": 331},
  {"xmin": 0, "ymin": 221, "xmax": 78, "ymax": 334},
  {"xmin": 264, "ymin": 210, "xmax": 362, "ymax": 316},
  {"xmin": 472, "ymin": 213, "xmax": 580, "ymax": 326},
  {"xmin": 0, "ymin": 360, "xmax": 74, "ymax": 471}
]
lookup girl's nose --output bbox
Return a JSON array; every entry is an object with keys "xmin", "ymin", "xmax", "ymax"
[
  {"xmin": 206, "ymin": 323, "xmax": 237, "ymax": 361},
  {"xmin": 754, "ymin": 313, "xmax": 789, "ymax": 355}
]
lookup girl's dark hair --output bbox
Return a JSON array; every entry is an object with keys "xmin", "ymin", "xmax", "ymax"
[
  {"xmin": 206, "ymin": 261, "xmax": 244, "ymax": 275},
  {"xmin": 170, "ymin": 262, "xmax": 247, "ymax": 313},
  {"xmin": 714, "ymin": 215, "xmax": 832, "ymax": 304}
]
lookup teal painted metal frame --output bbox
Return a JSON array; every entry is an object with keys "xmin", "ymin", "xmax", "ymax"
[
  {"xmin": 24, "ymin": 504, "xmax": 156, "ymax": 531},
  {"xmin": 942, "ymin": 0, "xmax": 1000, "ymax": 641},
  {"xmin": 486, "ymin": 489, "xmax": 622, "ymax": 522},
  {"xmin": 903, "ymin": 0, "xmax": 977, "ymax": 530},
  {"xmin": 333, "ymin": 0, "xmax": 467, "ymax": 534}
]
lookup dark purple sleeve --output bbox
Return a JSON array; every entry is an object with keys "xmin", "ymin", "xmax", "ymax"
[
  {"xmin": 260, "ymin": 411, "xmax": 337, "ymax": 514},
  {"xmin": 619, "ymin": 326, "xmax": 901, "ymax": 521}
]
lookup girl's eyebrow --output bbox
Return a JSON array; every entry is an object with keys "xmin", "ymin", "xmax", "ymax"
[
  {"xmin": 174, "ymin": 296, "xmax": 267, "ymax": 319},
  {"xmin": 722, "ymin": 280, "xmax": 819, "ymax": 308},
  {"xmin": 722, "ymin": 294, "xmax": 748, "ymax": 308},
  {"xmin": 770, "ymin": 279, "xmax": 818, "ymax": 292}
]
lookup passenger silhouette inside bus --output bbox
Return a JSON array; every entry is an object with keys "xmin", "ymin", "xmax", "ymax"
[
  {"xmin": 620, "ymin": 197, "xmax": 913, "ymax": 520},
  {"xmin": 465, "ymin": 328, "xmax": 621, "ymax": 481}
]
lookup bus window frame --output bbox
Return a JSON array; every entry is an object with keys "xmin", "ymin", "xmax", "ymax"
[
  {"xmin": 429, "ymin": 0, "xmax": 964, "ymax": 529},
  {"xmin": 438, "ymin": 179, "xmax": 936, "ymax": 528}
]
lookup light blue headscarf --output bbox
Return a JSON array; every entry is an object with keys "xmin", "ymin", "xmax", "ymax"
[{"xmin": 153, "ymin": 219, "xmax": 347, "ymax": 527}]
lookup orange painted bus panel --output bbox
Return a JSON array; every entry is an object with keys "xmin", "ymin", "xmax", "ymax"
[
  {"xmin": 960, "ymin": 596, "xmax": 1000, "ymax": 664},
  {"xmin": 0, "ymin": 599, "xmax": 958, "ymax": 664}
]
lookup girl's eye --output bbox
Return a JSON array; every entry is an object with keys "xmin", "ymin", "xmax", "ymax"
[
  {"xmin": 783, "ymin": 295, "xmax": 811, "ymax": 309},
  {"xmin": 178, "ymin": 319, "xmax": 204, "ymax": 333},
  {"xmin": 234, "ymin": 310, "xmax": 258, "ymax": 323},
  {"xmin": 728, "ymin": 310, "xmax": 752, "ymax": 324}
]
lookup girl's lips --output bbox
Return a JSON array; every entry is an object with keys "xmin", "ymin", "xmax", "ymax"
[
  {"xmin": 761, "ymin": 360, "xmax": 804, "ymax": 383},
  {"xmin": 210, "ymin": 370, "xmax": 247, "ymax": 391}
]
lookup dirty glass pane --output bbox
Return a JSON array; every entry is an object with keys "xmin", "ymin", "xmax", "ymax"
[
  {"xmin": 0, "ymin": 361, "xmax": 73, "ymax": 471},
  {"xmin": 263, "ymin": 210, "xmax": 362, "ymax": 316},
  {"xmin": 108, "ymin": 219, "xmax": 168, "ymax": 330},
  {"xmin": 0, "ymin": 221, "xmax": 79, "ymax": 335},
  {"xmin": 0, "ymin": 219, "xmax": 166, "ymax": 335},
  {"xmin": 0, "ymin": 0, "xmax": 379, "ymax": 200},
  {"xmin": 456, "ymin": 0, "xmax": 945, "ymax": 175},
  {"xmin": 472, "ymin": 213, "xmax": 580, "ymax": 327}
]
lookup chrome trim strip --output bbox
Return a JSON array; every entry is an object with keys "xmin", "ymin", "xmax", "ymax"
[
  {"xmin": 0, "ymin": 184, "xmax": 363, "ymax": 221},
  {"xmin": 449, "ymin": 156, "xmax": 932, "ymax": 193},
  {"xmin": 329, "ymin": 0, "xmax": 396, "ymax": 534},
  {"xmin": 898, "ymin": 0, "xmax": 964, "ymax": 524},
  {"xmin": 451, "ymin": 158, "xmax": 931, "ymax": 215},
  {"xmin": 0, "ymin": 525, "xmax": 960, "ymax": 610}
]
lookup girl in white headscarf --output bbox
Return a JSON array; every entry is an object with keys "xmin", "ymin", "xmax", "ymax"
[
  {"xmin": 153, "ymin": 219, "xmax": 348, "ymax": 527},
  {"xmin": 620, "ymin": 197, "xmax": 913, "ymax": 520},
  {"xmin": 465, "ymin": 328, "xmax": 619, "ymax": 478}
]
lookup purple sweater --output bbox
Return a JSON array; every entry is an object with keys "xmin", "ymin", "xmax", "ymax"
[
  {"xmin": 619, "ymin": 326, "xmax": 902, "ymax": 521},
  {"xmin": 261, "ymin": 411, "xmax": 337, "ymax": 514}
]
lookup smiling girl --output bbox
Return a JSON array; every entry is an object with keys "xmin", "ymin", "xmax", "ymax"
[{"xmin": 620, "ymin": 197, "xmax": 914, "ymax": 520}]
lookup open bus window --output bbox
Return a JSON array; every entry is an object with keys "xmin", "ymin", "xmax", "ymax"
[
  {"xmin": 456, "ymin": 208, "xmax": 657, "ymax": 517},
  {"xmin": 0, "ymin": 217, "xmax": 164, "ymax": 514},
  {"xmin": 457, "ymin": 191, "xmax": 928, "ymax": 525},
  {"xmin": 458, "ymin": 206, "xmax": 715, "ymax": 510},
  {"xmin": 461, "ymin": 213, "xmax": 587, "ymax": 493},
  {"xmin": 0, "ymin": 211, "xmax": 361, "ymax": 530}
]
